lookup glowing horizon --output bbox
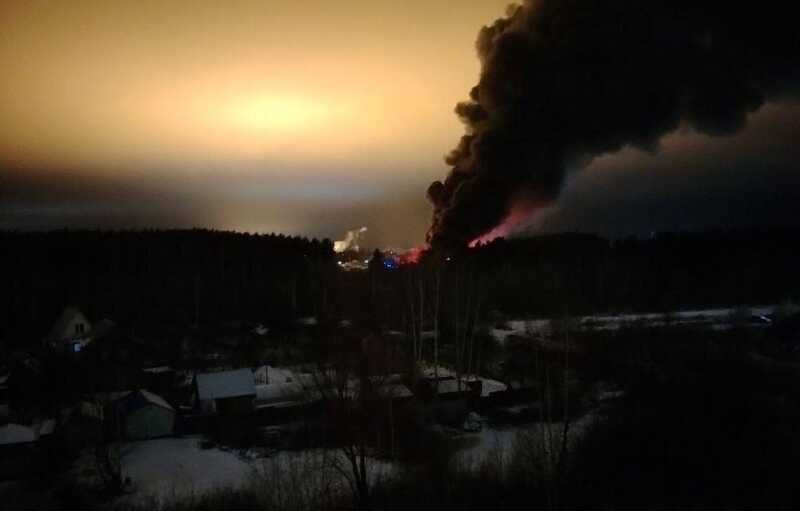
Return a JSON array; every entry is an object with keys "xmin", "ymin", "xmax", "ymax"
[
  {"xmin": 2, "ymin": 1, "xmax": 799, "ymax": 247},
  {"xmin": 0, "ymin": 0, "xmax": 509, "ymax": 175}
]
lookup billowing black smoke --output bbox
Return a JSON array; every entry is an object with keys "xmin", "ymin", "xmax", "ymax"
[{"xmin": 427, "ymin": 0, "xmax": 800, "ymax": 248}]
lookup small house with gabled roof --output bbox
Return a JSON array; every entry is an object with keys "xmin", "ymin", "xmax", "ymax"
[
  {"xmin": 44, "ymin": 307, "xmax": 92, "ymax": 353},
  {"xmin": 109, "ymin": 389, "xmax": 175, "ymax": 440}
]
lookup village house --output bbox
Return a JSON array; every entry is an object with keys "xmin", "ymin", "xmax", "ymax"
[
  {"xmin": 414, "ymin": 372, "xmax": 474, "ymax": 427},
  {"xmin": 194, "ymin": 368, "xmax": 256, "ymax": 415},
  {"xmin": 251, "ymin": 366, "xmax": 332, "ymax": 425},
  {"xmin": 109, "ymin": 389, "xmax": 175, "ymax": 440},
  {"xmin": 44, "ymin": 307, "xmax": 93, "ymax": 353}
]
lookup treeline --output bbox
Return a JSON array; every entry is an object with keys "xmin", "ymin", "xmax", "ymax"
[
  {"xmin": 3, "ymin": 227, "xmax": 798, "ymax": 346},
  {"xmin": 344, "ymin": 228, "xmax": 800, "ymax": 338},
  {"xmin": 461, "ymin": 228, "xmax": 800, "ymax": 316},
  {"xmin": 0, "ymin": 229, "xmax": 336, "ymax": 344}
]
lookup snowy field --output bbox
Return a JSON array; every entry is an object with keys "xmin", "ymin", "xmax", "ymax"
[
  {"xmin": 116, "ymin": 437, "xmax": 251, "ymax": 502},
  {"xmin": 114, "ymin": 436, "xmax": 394, "ymax": 505},
  {"xmin": 455, "ymin": 412, "xmax": 601, "ymax": 471},
  {"xmin": 489, "ymin": 304, "xmax": 796, "ymax": 343},
  {"xmin": 112, "ymin": 418, "xmax": 600, "ymax": 504},
  {"xmin": 108, "ymin": 303, "xmax": 782, "ymax": 504},
  {"xmin": 105, "ymin": 411, "xmax": 607, "ymax": 505}
]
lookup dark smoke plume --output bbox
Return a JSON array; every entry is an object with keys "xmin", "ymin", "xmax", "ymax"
[{"xmin": 427, "ymin": 0, "xmax": 800, "ymax": 248}]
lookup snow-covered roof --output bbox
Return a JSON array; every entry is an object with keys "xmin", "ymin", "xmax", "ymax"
[
  {"xmin": 254, "ymin": 368, "xmax": 326, "ymax": 404},
  {"xmin": 464, "ymin": 376, "xmax": 508, "ymax": 397},
  {"xmin": 139, "ymin": 389, "xmax": 174, "ymax": 411},
  {"xmin": 36, "ymin": 419, "xmax": 56, "ymax": 436},
  {"xmin": 196, "ymin": 369, "xmax": 256, "ymax": 400},
  {"xmin": 418, "ymin": 366, "xmax": 506, "ymax": 397},
  {"xmin": 143, "ymin": 366, "xmax": 173, "ymax": 374},
  {"xmin": 435, "ymin": 378, "xmax": 465, "ymax": 394},
  {"xmin": 0, "ymin": 423, "xmax": 37, "ymax": 445},
  {"xmin": 109, "ymin": 389, "xmax": 174, "ymax": 411},
  {"xmin": 255, "ymin": 382, "xmax": 306, "ymax": 404}
]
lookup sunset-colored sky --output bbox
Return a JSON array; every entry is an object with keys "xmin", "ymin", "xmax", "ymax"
[
  {"xmin": 0, "ymin": 0, "xmax": 511, "ymax": 245},
  {"xmin": 2, "ymin": 1, "xmax": 798, "ymax": 246},
  {"xmin": 1, "ymin": 0, "xmax": 510, "ymax": 171}
]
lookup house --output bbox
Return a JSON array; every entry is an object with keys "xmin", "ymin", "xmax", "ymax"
[
  {"xmin": 109, "ymin": 390, "xmax": 175, "ymax": 440},
  {"xmin": 253, "ymin": 379, "xmax": 312, "ymax": 423},
  {"xmin": 44, "ymin": 307, "xmax": 92, "ymax": 353},
  {"xmin": 252, "ymin": 366, "xmax": 330, "ymax": 424},
  {"xmin": 194, "ymin": 368, "xmax": 256, "ymax": 415},
  {"xmin": 415, "ymin": 376, "xmax": 472, "ymax": 426}
]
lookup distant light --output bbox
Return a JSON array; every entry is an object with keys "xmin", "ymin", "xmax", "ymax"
[
  {"xmin": 382, "ymin": 257, "xmax": 399, "ymax": 271},
  {"xmin": 228, "ymin": 95, "xmax": 338, "ymax": 135}
]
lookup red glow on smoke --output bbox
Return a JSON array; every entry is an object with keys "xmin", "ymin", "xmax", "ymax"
[
  {"xmin": 399, "ymin": 244, "xmax": 428, "ymax": 265},
  {"xmin": 469, "ymin": 201, "xmax": 539, "ymax": 247}
]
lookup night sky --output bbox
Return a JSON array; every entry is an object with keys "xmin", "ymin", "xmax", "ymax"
[{"xmin": 1, "ymin": 1, "xmax": 798, "ymax": 248}]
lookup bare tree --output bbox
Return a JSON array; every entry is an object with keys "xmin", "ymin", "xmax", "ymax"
[{"xmin": 306, "ymin": 329, "xmax": 397, "ymax": 511}]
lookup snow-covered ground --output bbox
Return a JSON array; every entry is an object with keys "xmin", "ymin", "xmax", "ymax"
[
  {"xmin": 116, "ymin": 437, "xmax": 252, "ymax": 503},
  {"xmin": 100, "ymin": 412, "xmax": 607, "ymax": 505},
  {"xmin": 111, "ymin": 418, "xmax": 600, "ymax": 504},
  {"xmin": 454, "ymin": 412, "xmax": 601, "ymax": 471},
  {"xmin": 113, "ymin": 436, "xmax": 394, "ymax": 505},
  {"xmin": 418, "ymin": 364, "xmax": 508, "ymax": 397},
  {"xmin": 490, "ymin": 304, "xmax": 797, "ymax": 343}
]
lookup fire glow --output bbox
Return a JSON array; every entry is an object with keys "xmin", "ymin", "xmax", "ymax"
[
  {"xmin": 468, "ymin": 201, "xmax": 538, "ymax": 247},
  {"xmin": 399, "ymin": 245, "xmax": 427, "ymax": 265}
]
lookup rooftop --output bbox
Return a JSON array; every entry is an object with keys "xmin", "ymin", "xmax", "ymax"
[
  {"xmin": 196, "ymin": 369, "xmax": 256, "ymax": 400},
  {"xmin": 0, "ymin": 423, "xmax": 37, "ymax": 445}
]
